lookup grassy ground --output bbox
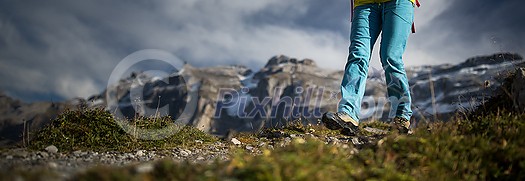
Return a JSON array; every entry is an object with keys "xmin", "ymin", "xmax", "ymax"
[
  {"xmin": 29, "ymin": 108, "xmax": 217, "ymax": 152},
  {"xmin": 1, "ymin": 107, "xmax": 524, "ymax": 180},
  {"xmin": 65, "ymin": 110, "xmax": 524, "ymax": 181}
]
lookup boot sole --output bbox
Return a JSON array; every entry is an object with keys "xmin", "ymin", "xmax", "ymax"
[
  {"xmin": 322, "ymin": 112, "xmax": 344, "ymax": 130},
  {"xmin": 341, "ymin": 126, "xmax": 359, "ymax": 136}
]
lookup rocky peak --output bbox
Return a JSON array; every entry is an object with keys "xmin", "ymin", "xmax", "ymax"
[
  {"xmin": 264, "ymin": 55, "xmax": 317, "ymax": 68},
  {"xmin": 462, "ymin": 53, "xmax": 523, "ymax": 67}
]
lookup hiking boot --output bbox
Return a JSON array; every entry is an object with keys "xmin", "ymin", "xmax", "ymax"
[
  {"xmin": 391, "ymin": 117, "xmax": 410, "ymax": 134},
  {"xmin": 322, "ymin": 112, "xmax": 359, "ymax": 136}
]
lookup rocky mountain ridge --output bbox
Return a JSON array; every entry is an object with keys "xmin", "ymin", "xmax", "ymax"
[{"xmin": 0, "ymin": 52, "xmax": 523, "ymax": 145}]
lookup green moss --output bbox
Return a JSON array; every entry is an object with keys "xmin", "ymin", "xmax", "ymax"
[
  {"xmin": 361, "ymin": 111, "xmax": 525, "ymax": 180},
  {"xmin": 361, "ymin": 120, "xmax": 391, "ymax": 130},
  {"xmin": 235, "ymin": 132, "xmax": 260, "ymax": 145},
  {"xmin": 359, "ymin": 120, "xmax": 391, "ymax": 136},
  {"xmin": 29, "ymin": 108, "xmax": 217, "ymax": 152}
]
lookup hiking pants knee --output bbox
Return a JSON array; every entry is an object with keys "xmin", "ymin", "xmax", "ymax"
[{"xmin": 338, "ymin": 0, "xmax": 414, "ymax": 122}]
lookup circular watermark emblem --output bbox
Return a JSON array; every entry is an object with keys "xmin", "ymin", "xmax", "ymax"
[{"xmin": 106, "ymin": 49, "xmax": 198, "ymax": 140}]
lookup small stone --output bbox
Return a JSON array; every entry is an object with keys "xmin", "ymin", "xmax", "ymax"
[
  {"xmin": 258, "ymin": 142, "xmax": 266, "ymax": 147},
  {"xmin": 14, "ymin": 151, "xmax": 29, "ymax": 158},
  {"xmin": 39, "ymin": 151, "xmax": 49, "ymax": 158},
  {"xmin": 184, "ymin": 149, "xmax": 192, "ymax": 155},
  {"xmin": 245, "ymin": 145, "xmax": 254, "ymax": 150},
  {"xmin": 196, "ymin": 156, "xmax": 205, "ymax": 161},
  {"xmin": 284, "ymin": 137, "xmax": 292, "ymax": 143},
  {"xmin": 267, "ymin": 145, "xmax": 274, "ymax": 150},
  {"xmin": 136, "ymin": 150, "xmax": 145, "ymax": 157},
  {"xmin": 231, "ymin": 138, "xmax": 242, "ymax": 145},
  {"xmin": 195, "ymin": 140, "xmax": 203, "ymax": 144},
  {"xmin": 351, "ymin": 137, "xmax": 362, "ymax": 145},
  {"xmin": 135, "ymin": 163, "xmax": 154, "ymax": 173},
  {"xmin": 81, "ymin": 152, "xmax": 89, "ymax": 157},
  {"xmin": 180, "ymin": 150, "xmax": 189, "ymax": 157},
  {"xmin": 350, "ymin": 148, "xmax": 359, "ymax": 155},
  {"xmin": 363, "ymin": 127, "xmax": 388, "ymax": 135},
  {"xmin": 73, "ymin": 150, "xmax": 82, "ymax": 156},
  {"xmin": 6, "ymin": 155, "xmax": 13, "ymax": 159},
  {"xmin": 48, "ymin": 162, "xmax": 58, "ymax": 168},
  {"xmin": 45, "ymin": 145, "xmax": 58, "ymax": 153}
]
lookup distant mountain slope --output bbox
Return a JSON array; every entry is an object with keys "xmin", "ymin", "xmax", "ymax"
[{"xmin": 1, "ymin": 53, "xmax": 523, "ymax": 144}]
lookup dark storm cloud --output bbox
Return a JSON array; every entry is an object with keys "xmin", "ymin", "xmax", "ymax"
[
  {"xmin": 417, "ymin": 0, "xmax": 525, "ymax": 62},
  {"xmin": 5, "ymin": 0, "xmax": 519, "ymax": 102},
  {"xmin": 0, "ymin": 0, "xmax": 349, "ymax": 102},
  {"xmin": 248, "ymin": 0, "xmax": 350, "ymax": 35}
]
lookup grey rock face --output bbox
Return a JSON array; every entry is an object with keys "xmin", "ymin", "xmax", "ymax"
[
  {"xmin": 408, "ymin": 53, "xmax": 524, "ymax": 120},
  {"xmin": 0, "ymin": 94, "xmax": 75, "ymax": 146}
]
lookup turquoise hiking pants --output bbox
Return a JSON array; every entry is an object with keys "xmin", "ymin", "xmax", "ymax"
[{"xmin": 339, "ymin": 0, "xmax": 414, "ymax": 122}]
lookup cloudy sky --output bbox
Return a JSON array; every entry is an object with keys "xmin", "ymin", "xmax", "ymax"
[{"xmin": 0, "ymin": 0, "xmax": 523, "ymax": 102}]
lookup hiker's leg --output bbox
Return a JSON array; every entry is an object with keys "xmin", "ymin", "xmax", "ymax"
[
  {"xmin": 338, "ymin": 4, "xmax": 382, "ymax": 122},
  {"xmin": 380, "ymin": 0, "xmax": 414, "ymax": 120}
]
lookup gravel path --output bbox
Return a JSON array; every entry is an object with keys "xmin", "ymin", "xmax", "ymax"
[{"xmin": 0, "ymin": 128, "xmax": 386, "ymax": 180}]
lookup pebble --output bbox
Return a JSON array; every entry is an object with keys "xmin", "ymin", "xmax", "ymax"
[
  {"xmin": 258, "ymin": 142, "xmax": 266, "ymax": 147},
  {"xmin": 48, "ymin": 162, "xmax": 58, "ymax": 168},
  {"xmin": 245, "ymin": 145, "xmax": 254, "ymax": 151},
  {"xmin": 136, "ymin": 150, "xmax": 145, "ymax": 157},
  {"xmin": 184, "ymin": 149, "xmax": 192, "ymax": 155},
  {"xmin": 180, "ymin": 150, "xmax": 189, "ymax": 157},
  {"xmin": 45, "ymin": 145, "xmax": 58, "ymax": 154},
  {"xmin": 363, "ymin": 127, "xmax": 388, "ymax": 135},
  {"xmin": 350, "ymin": 148, "xmax": 360, "ymax": 155},
  {"xmin": 14, "ymin": 151, "xmax": 29, "ymax": 158},
  {"xmin": 0, "ymin": 127, "xmax": 389, "ymax": 178},
  {"xmin": 39, "ymin": 151, "xmax": 49, "ymax": 158},
  {"xmin": 135, "ymin": 163, "xmax": 154, "ymax": 173},
  {"xmin": 80, "ymin": 152, "xmax": 89, "ymax": 157},
  {"xmin": 351, "ymin": 137, "xmax": 363, "ymax": 145},
  {"xmin": 231, "ymin": 138, "xmax": 242, "ymax": 145},
  {"xmin": 284, "ymin": 137, "xmax": 292, "ymax": 143}
]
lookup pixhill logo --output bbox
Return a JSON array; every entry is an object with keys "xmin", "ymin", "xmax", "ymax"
[{"xmin": 106, "ymin": 49, "xmax": 198, "ymax": 140}]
